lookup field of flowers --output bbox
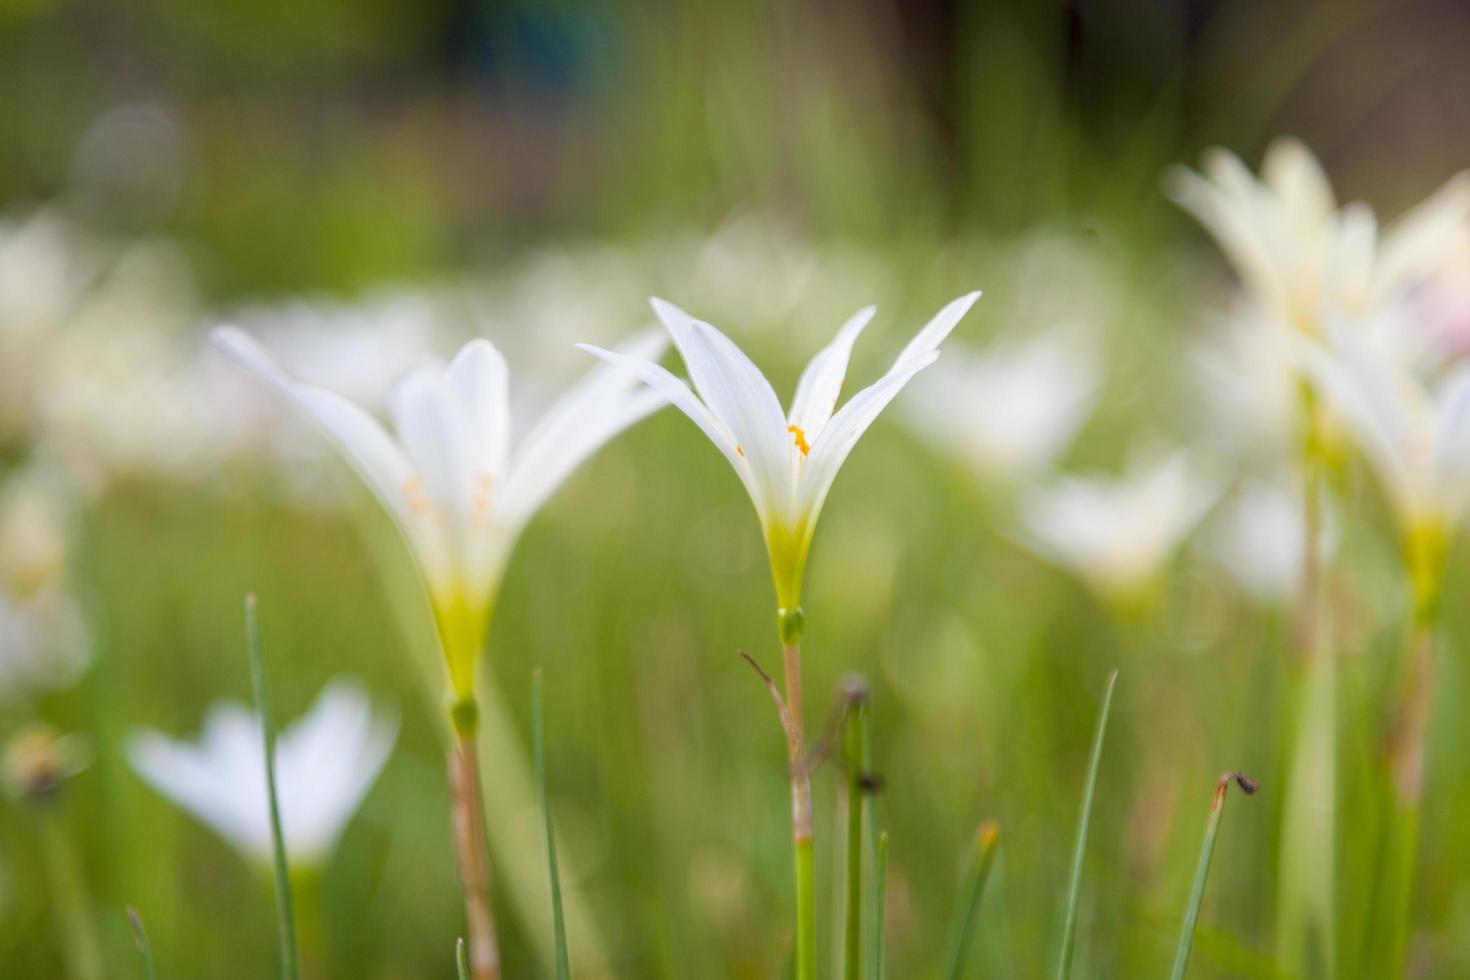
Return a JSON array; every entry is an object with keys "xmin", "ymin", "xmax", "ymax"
[{"xmin": 3, "ymin": 2, "xmax": 1470, "ymax": 978}]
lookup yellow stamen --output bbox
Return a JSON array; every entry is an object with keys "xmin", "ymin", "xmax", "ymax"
[{"xmin": 788, "ymin": 424, "xmax": 810, "ymax": 456}]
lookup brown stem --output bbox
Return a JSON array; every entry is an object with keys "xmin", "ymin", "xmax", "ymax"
[
  {"xmin": 449, "ymin": 731, "xmax": 501, "ymax": 980},
  {"xmin": 1389, "ymin": 623, "xmax": 1436, "ymax": 806},
  {"xmin": 783, "ymin": 642, "xmax": 813, "ymax": 844}
]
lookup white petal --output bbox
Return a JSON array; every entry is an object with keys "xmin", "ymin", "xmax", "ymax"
[
  {"xmin": 649, "ymin": 299, "xmax": 793, "ymax": 519},
  {"xmin": 128, "ymin": 724, "xmax": 271, "ymax": 860},
  {"xmin": 787, "ymin": 306, "xmax": 875, "ymax": 439},
  {"xmin": 390, "ymin": 367, "xmax": 473, "ymax": 526},
  {"xmin": 446, "ymin": 339, "xmax": 511, "ymax": 480},
  {"xmin": 887, "ymin": 292, "xmax": 980, "ymax": 376},
  {"xmin": 796, "ymin": 351, "xmax": 938, "ymax": 526},
  {"xmin": 576, "ymin": 343, "xmax": 761, "ymax": 505},
  {"xmin": 1372, "ymin": 171, "xmax": 1470, "ymax": 306},
  {"xmin": 497, "ymin": 330, "xmax": 669, "ymax": 532},
  {"xmin": 213, "ymin": 327, "xmax": 415, "ymax": 519},
  {"xmin": 1433, "ymin": 366, "xmax": 1470, "ymax": 520},
  {"xmin": 1262, "ymin": 136, "xmax": 1337, "ymax": 232}
]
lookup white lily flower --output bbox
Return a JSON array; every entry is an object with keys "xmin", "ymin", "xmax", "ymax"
[
  {"xmin": 1018, "ymin": 449, "xmax": 1219, "ymax": 607},
  {"xmin": 1297, "ymin": 318, "xmax": 1470, "ymax": 605},
  {"xmin": 1168, "ymin": 136, "xmax": 1469, "ymax": 336},
  {"xmin": 128, "ymin": 678, "xmax": 396, "ymax": 866},
  {"xmin": 212, "ymin": 327, "xmax": 666, "ymax": 700},
  {"xmin": 579, "ymin": 292, "xmax": 980, "ymax": 612},
  {"xmin": 901, "ymin": 325, "xmax": 1100, "ymax": 481}
]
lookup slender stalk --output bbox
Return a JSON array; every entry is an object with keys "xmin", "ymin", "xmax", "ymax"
[
  {"xmin": 127, "ymin": 907, "xmax": 158, "ymax": 980},
  {"xmin": 532, "ymin": 670, "xmax": 571, "ymax": 980},
  {"xmin": 449, "ymin": 705, "xmax": 501, "ymax": 980},
  {"xmin": 244, "ymin": 595, "xmax": 299, "ymax": 980},
  {"xmin": 38, "ymin": 819, "xmax": 103, "ymax": 980},
  {"xmin": 1055, "ymin": 669, "xmax": 1118, "ymax": 980},
  {"xmin": 781, "ymin": 623, "xmax": 816, "ymax": 980},
  {"xmin": 1171, "ymin": 773, "xmax": 1257, "ymax": 980},
  {"xmin": 843, "ymin": 686, "xmax": 870, "ymax": 980},
  {"xmin": 1380, "ymin": 614, "xmax": 1437, "ymax": 975},
  {"xmin": 943, "ymin": 820, "xmax": 1001, "ymax": 980},
  {"xmin": 872, "ymin": 832, "xmax": 889, "ymax": 980},
  {"xmin": 456, "ymin": 938, "xmax": 471, "ymax": 980},
  {"xmin": 1277, "ymin": 448, "xmax": 1334, "ymax": 977}
]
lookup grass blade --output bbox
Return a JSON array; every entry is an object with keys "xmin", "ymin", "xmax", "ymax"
[
  {"xmin": 244, "ymin": 594, "xmax": 300, "ymax": 980},
  {"xmin": 127, "ymin": 907, "xmax": 157, "ymax": 980},
  {"xmin": 1170, "ymin": 772, "xmax": 1257, "ymax": 980},
  {"xmin": 843, "ymin": 682, "xmax": 871, "ymax": 980},
  {"xmin": 533, "ymin": 668, "xmax": 571, "ymax": 980},
  {"xmin": 1054, "ymin": 669, "xmax": 1118, "ymax": 980},
  {"xmin": 872, "ymin": 832, "xmax": 889, "ymax": 980},
  {"xmin": 942, "ymin": 819, "xmax": 1001, "ymax": 980},
  {"xmin": 456, "ymin": 937, "xmax": 470, "ymax": 980}
]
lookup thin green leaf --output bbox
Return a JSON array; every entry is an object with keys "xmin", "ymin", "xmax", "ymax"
[
  {"xmin": 533, "ymin": 669, "xmax": 571, "ymax": 980},
  {"xmin": 456, "ymin": 937, "xmax": 470, "ymax": 980},
  {"xmin": 127, "ymin": 907, "xmax": 157, "ymax": 980},
  {"xmin": 843, "ymin": 687, "xmax": 870, "ymax": 980},
  {"xmin": 244, "ymin": 594, "xmax": 300, "ymax": 980},
  {"xmin": 1055, "ymin": 669, "xmax": 1118, "ymax": 980},
  {"xmin": 941, "ymin": 820, "xmax": 1001, "ymax": 980},
  {"xmin": 1171, "ymin": 773, "xmax": 1256, "ymax": 980},
  {"xmin": 872, "ymin": 832, "xmax": 889, "ymax": 980}
]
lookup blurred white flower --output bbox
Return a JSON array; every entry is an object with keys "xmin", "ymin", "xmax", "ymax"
[
  {"xmin": 1018, "ymin": 448, "xmax": 1219, "ymax": 606},
  {"xmin": 581, "ymin": 292, "xmax": 979, "ymax": 611},
  {"xmin": 0, "ymin": 211, "xmax": 90, "ymax": 443},
  {"xmin": 213, "ymin": 326, "xmax": 667, "ymax": 701},
  {"xmin": 1298, "ymin": 318, "xmax": 1470, "ymax": 547},
  {"xmin": 0, "ymin": 467, "xmax": 89, "ymax": 701},
  {"xmin": 1168, "ymin": 136, "xmax": 1469, "ymax": 338},
  {"xmin": 1414, "ymin": 223, "xmax": 1470, "ymax": 358},
  {"xmin": 1208, "ymin": 479, "xmax": 1315, "ymax": 604},
  {"xmin": 1187, "ymin": 309, "xmax": 1302, "ymax": 463},
  {"xmin": 901, "ymin": 325, "xmax": 1100, "ymax": 481},
  {"xmin": 129, "ymin": 678, "xmax": 396, "ymax": 866},
  {"xmin": 0, "ymin": 590, "xmax": 90, "ymax": 702},
  {"xmin": 229, "ymin": 291, "xmax": 445, "ymax": 412}
]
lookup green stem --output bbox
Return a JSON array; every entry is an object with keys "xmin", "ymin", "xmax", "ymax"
[
  {"xmin": 245, "ymin": 595, "xmax": 300, "ymax": 980},
  {"xmin": 943, "ymin": 820, "xmax": 1001, "ymax": 980},
  {"xmin": 1055, "ymin": 669, "xmax": 1118, "ymax": 980},
  {"xmin": 449, "ymin": 715, "xmax": 501, "ymax": 980},
  {"xmin": 39, "ymin": 820, "xmax": 103, "ymax": 980},
  {"xmin": 532, "ymin": 670, "xmax": 572, "ymax": 980},
  {"xmin": 1171, "ymin": 774, "xmax": 1253, "ymax": 980},
  {"xmin": 1379, "ymin": 615, "xmax": 1436, "ymax": 975},
  {"xmin": 843, "ymin": 693, "xmax": 869, "ymax": 980},
  {"xmin": 872, "ymin": 833, "xmax": 889, "ymax": 980},
  {"xmin": 780, "ymin": 633, "xmax": 816, "ymax": 980},
  {"xmin": 1277, "ymin": 450, "xmax": 1335, "ymax": 978}
]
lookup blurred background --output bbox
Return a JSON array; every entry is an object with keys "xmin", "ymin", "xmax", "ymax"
[{"xmin": 2, "ymin": 0, "xmax": 1470, "ymax": 977}]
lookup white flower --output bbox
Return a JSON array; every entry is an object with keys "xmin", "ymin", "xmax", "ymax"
[
  {"xmin": 212, "ymin": 327, "xmax": 667, "ymax": 699},
  {"xmin": 580, "ymin": 292, "xmax": 980, "ymax": 610},
  {"xmin": 0, "ymin": 590, "xmax": 90, "ymax": 702},
  {"xmin": 1208, "ymin": 480, "xmax": 1313, "ymax": 604},
  {"xmin": 128, "ymin": 678, "xmax": 396, "ymax": 866},
  {"xmin": 0, "ymin": 468, "xmax": 88, "ymax": 701},
  {"xmin": 1168, "ymin": 136, "xmax": 1469, "ymax": 336},
  {"xmin": 1018, "ymin": 448, "xmax": 1218, "ymax": 605},
  {"xmin": 901, "ymin": 325, "xmax": 1100, "ymax": 480},
  {"xmin": 1297, "ymin": 318, "xmax": 1470, "ymax": 537}
]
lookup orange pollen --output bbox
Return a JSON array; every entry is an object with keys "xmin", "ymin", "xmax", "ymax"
[
  {"xmin": 403, "ymin": 476, "xmax": 430, "ymax": 515},
  {"xmin": 471, "ymin": 472, "xmax": 493, "ymax": 519},
  {"xmin": 788, "ymin": 424, "xmax": 811, "ymax": 456},
  {"xmin": 736, "ymin": 444, "xmax": 745, "ymax": 457}
]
